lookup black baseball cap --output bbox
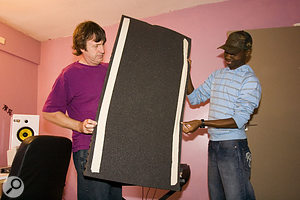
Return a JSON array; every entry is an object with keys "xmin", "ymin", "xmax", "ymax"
[{"xmin": 218, "ymin": 31, "xmax": 252, "ymax": 54}]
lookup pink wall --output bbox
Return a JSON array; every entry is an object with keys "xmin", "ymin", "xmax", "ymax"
[
  {"xmin": 38, "ymin": 0, "xmax": 300, "ymax": 199},
  {"xmin": 0, "ymin": 22, "xmax": 40, "ymax": 167},
  {"xmin": 0, "ymin": 21, "xmax": 40, "ymax": 64},
  {"xmin": 120, "ymin": 1, "xmax": 300, "ymax": 199},
  {"xmin": 1, "ymin": 0, "xmax": 299, "ymax": 199}
]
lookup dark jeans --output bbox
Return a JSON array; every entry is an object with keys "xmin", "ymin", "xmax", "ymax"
[
  {"xmin": 73, "ymin": 150, "xmax": 122, "ymax": 200},
  {"xmin": 208, "ymin": 139, "xmax": 255, "ymax": 200}
]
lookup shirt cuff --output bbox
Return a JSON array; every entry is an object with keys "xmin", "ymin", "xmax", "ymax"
[
  {"xmin": 187, "ymin": 91, "xmax": 198, "ymax": 105},
  {"xmin": 232, "ymin": 115, "xmax": 246, "ymax": 129}
]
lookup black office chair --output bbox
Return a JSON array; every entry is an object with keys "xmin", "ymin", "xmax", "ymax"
[{"xmin": 1, "ymin": 135, "xmax": 72, "ymax": 200}]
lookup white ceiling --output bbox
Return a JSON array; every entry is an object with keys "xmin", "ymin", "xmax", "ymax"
[{"xmin": 0, "ymin": 0, "xmax": 226, "ymax": 41}]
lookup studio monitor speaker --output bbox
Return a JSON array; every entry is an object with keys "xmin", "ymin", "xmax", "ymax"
[{"xmin": 10, "ymin": 114, "xmax": 40, "ymax": 149}]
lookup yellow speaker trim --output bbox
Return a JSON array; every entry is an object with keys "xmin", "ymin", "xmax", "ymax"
[{"xmin": 17, "ymin": 127, "xmax": 34, "ymax": 142}]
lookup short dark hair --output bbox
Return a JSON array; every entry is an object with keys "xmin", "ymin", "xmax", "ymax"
[{"xmin": 72, "ymin": 21, "xmax": 106, "ymax": 56}]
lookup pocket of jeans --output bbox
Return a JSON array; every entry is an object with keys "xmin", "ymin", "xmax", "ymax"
[
  {"xmin": 78, "ymin": 151, "xmax": 88, "ymax": 171},
  {"xmin": 237, "ymin": 141, "xmax": 251, "ymax": 171},
  {"xmin": 243, "ymin": 148, "xmax": 252, "ymax": 171},
  {"xmin": 232, "ymin": 142, "xmax": 251, "ymax": 171},
  {"xmin": 245, "ymin": 151, "xmax": 252, "ymax": 170},
  {"xmin": 80, "ymin": 158, "xmax": 87, "ymax": 171}
]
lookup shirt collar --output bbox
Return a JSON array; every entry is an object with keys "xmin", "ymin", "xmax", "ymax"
[{"xmin": 225, "ymin": 64, "xmax": 251, "ymax": 72}]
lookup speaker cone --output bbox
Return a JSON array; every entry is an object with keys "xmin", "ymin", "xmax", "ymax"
[{"xmin": 17, "ymin": 127, "xmax": 34, "ymax": 142}]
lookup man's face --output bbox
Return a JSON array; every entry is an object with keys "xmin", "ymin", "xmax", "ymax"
[
  {"xmin": 224, "ymin": 50, "xmax": 248, "ymax": 70},
  {"xmin": 81, "ymin": 36, "xmax": 105, "ymax": 66}
]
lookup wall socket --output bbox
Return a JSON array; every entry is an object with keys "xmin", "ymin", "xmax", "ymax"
[{"xmin": 0, "ymin": 36, "xmax": 6, "ymax": 45}]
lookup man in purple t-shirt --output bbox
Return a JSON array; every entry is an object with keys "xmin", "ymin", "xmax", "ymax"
[{"xmin": 43, "ymin": 21, "xmax": 122, "ymax": 200}]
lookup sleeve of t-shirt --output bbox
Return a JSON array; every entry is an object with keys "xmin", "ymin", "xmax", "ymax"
[
  {"xmin": 187, "ymin": 72, "xmax": 214, "ymax": 105},
  {"xmin": 232, "ymin": 75, "xmax": 262, "ymax": 129},
  {"xmin": 42, "ymin": 70, "xmax": 69, "ymax": 114}
]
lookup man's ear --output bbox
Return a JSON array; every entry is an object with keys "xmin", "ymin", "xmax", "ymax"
[
  {"xmin": 245, "ymin": 49, "xmax": 252, "ymax": 63},
  {"xmin": 80, "ymin": 48, "xmax": 86, "ymax": 53},
  {"xmin": 246, "ymin": 49, "xmax": 252, "ymax": 57}
]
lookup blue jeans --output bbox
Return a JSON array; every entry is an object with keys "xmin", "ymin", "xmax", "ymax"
[
  {"xmin": 73, "ymin": 150, "xmax": 122, "ymax": 200},
  {"xmin": 208, "ymin": 139, "xmax": 255, "ymax": 200}
]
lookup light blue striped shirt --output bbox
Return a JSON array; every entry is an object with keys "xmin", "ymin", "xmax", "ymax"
[{"xmin": 188, "ymin": 64, "xmax": 261, "ymax": 141}]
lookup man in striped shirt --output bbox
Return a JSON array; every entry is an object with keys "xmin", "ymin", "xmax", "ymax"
[{"xmin": 182, "ymin": 31, "xmax": 261, "ymax": 200}]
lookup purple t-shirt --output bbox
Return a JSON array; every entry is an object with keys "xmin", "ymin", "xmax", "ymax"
[{"xmin": 43, "ymin": 61, "xmax": 108, "ymax": 152}]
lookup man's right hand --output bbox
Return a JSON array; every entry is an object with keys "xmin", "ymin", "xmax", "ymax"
[
  {"xmin": 80, "ymin": 119, "xmax": 97, "ymax": 134},
  {"xmin": 181, "ymin": 120, "xmax": 201, "ymax": 134}
]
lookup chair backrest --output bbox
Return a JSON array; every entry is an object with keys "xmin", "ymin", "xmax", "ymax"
[{"xmin": 1, "ymin": 135, "xmax": 72, "ymax": 200}]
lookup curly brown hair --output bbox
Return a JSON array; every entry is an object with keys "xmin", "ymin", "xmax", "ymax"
[{"xmin": 72, "ymin": 21, "xmax": 106, "ymax": 56}]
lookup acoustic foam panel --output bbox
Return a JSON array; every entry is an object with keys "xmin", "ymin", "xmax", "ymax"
[{"xmin": 84, "ymin": 15, "xmax": 191, "ymax": 191}]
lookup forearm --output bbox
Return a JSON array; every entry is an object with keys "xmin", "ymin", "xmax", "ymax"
[
  {"xmin": 187, "ymin": 72, "xmax": 194, "ymax": 95},
  {"xmin": 182, "ymin": 118, "xmax": 238, "ymax": 133},
  {"xmin": 204, "ymin": 118, "xmax": 238, "ymax": 128},
  {"xmin": 42, "ymin": 111, "xmax": 82, "ymax": 132}
]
